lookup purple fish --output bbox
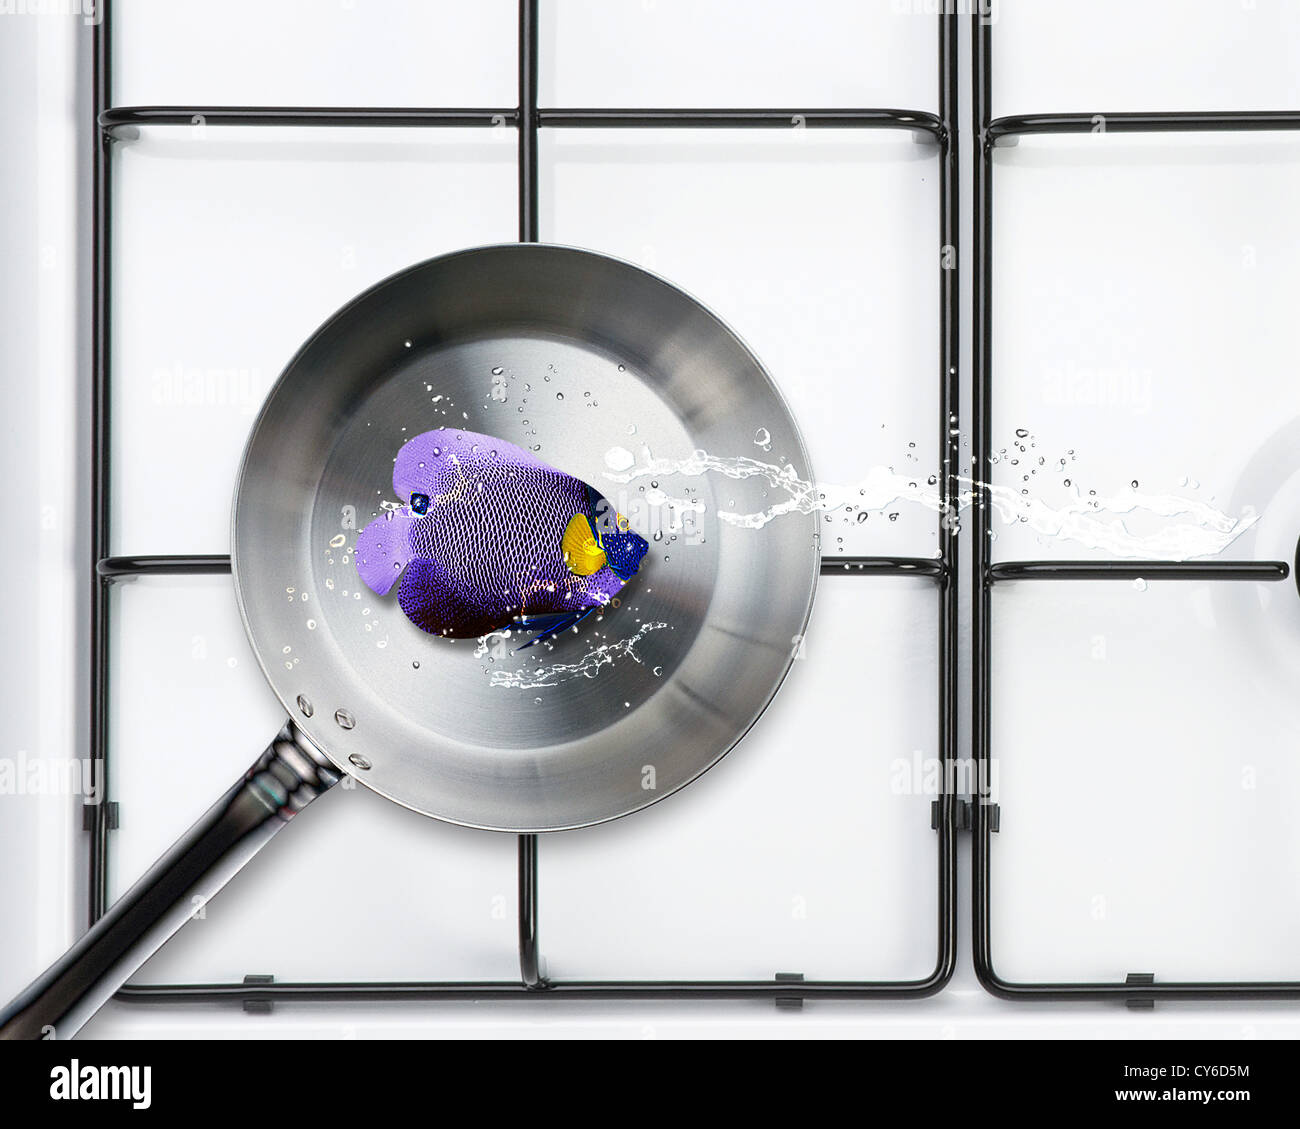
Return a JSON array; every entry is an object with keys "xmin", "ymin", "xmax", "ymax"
[{"xmin": 355, "ymin": 428, "xmax": 649, "ymax": 648}]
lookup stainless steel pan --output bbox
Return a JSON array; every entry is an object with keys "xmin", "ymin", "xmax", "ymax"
[{"xmin": 0, "ymin": 244, "xmax": 817, "ymax": 1039}]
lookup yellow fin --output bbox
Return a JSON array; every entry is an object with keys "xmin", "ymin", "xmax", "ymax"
[{"xmin": 562, "ymin": 513, "xmax": 606, "ymax": 576}]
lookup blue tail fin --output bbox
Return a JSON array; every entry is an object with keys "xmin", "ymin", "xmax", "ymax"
[{"xmin": 514, "ymin": 607, "xmax": 599, "ymax": 651}]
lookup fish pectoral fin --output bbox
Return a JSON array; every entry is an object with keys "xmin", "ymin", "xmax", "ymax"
[
  {"xmin": 561, "ymin": 513, "xmax": 606, "ymax": 577},
  {"xmin": 513, "ymin": 612, "xmax": 572, "ymax": 630},
  {"xmin": 514, "ymin": 607, "xmax": 598, "ymax": 651},
  {"xmin": 355, "ymin": 510, "xmax": 414, "ymax": 596}
]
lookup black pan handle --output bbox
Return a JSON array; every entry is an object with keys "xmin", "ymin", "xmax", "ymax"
[{"xmin": 0, "ymin": 723, "xmax": 340, "ymax": 1040}]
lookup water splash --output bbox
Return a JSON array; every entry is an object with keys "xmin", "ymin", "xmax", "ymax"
[
  {"xmin": 488, "ymin": 621, "xmax": 668, "ymax": 690},
  {"xmin": 969, "ymin": 478, "xmax": 1258, "ymax": 559},
  {"xmin": 603, "ymin": 445, "xmax": 1259, "ymax": 560},
  {"xmin": 604, "ymin": 447, "xmax": 944, "ymax": 528}
]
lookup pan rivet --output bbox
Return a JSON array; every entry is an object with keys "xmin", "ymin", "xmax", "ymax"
[
  {"xmin": 334, "ymin": 708, "xmax": 356, "ymax": 730},
  {"xmin": 348, "ymin": 753, "xmax": 372, "ymax": 770},
  {"xmin": 295, "ymin": 695, "xmax": 313, "ymax": 718}
]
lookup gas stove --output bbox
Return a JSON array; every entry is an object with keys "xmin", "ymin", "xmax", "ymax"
[{"xmin": 4, "ymin": 0, "xmax": 1300, "ymax": 1038}]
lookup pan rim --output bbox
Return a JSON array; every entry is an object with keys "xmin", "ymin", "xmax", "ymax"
[{"xmin": 230, "ymin": 241, "xmax": 820, "ymax": 833}]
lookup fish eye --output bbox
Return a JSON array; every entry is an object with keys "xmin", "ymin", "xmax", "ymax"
[
  {"xmin": 410, "ymin": 493, "xmax": 430, "ymax": 515},
  {"xmin": 616, "ymin": 513, "xmax": 630, "ymax": 533}
]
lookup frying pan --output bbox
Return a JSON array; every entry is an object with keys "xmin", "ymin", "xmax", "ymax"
[{"xmin": 0, "ymin": 244, "xmax": 817, "ymax": 1039}]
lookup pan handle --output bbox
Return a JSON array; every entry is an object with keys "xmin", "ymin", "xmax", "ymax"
[{"xmin": 0, "ymin": 722, "xmax": 340, "ymax": 1040}]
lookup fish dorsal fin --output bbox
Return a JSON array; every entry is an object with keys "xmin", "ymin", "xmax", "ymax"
[{"xmin": 562, "ymin": 513, "xmax": 606, "ymax": 576}]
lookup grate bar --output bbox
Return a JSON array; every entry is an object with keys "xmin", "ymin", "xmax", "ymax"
[
  {"xmin": 539, "ymin": 108, "xmax": 941, "ymax": 134},
  {"xmin": 93, "ymin": 0, "xmax": 960, "ymax": 1006},
  {"xmin": 97, "ymin": 106, "xmax": 941, "ymax": 136},
  {"xmin": 96, "ymin": 553, "xmax": 948, "ymax": 581},
  {"xmin": 822, "ymin": 556, "xmax": 945, "ymax": 578},
  {"xmin": 970, "ymin": 11, "xmax": 1300, "ymax": 1001},
  {"xmin": 514, "ymin": 0, "xmax": 544, "ymax": 988},
  {"xmin": 98, "ymin": 555, "xmax": 231, "ymax": 578},
  {"xmin": 933, "ymin": 5, "xmax": 960, "ymax": 990},
  {"xmin": 988, "ymin": 110, "xmax": 1300, "ymax": 145},
  {"xmin": 87, "ymin": 3, "xmax": 114, "ymax": 925},
  {"xmin": 989, "ymin": 561, "xmax": 1289, "ymax": 583},
  {"xmin": 114, "ymin": 975, "xmax": 952, "ymax": 1004},
  {"xmin": 100, "ymin": 107, "xmax": 513, "ymax": 129}
]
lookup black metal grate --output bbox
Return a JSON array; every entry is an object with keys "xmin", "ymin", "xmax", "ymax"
[
  {"xmin": 971, "ymin": 14, "xmax": 1299, "ymax": 1001},
  {"xmin": 89, "ymin": 1, "xmax": 959, "ymax": 1010}
]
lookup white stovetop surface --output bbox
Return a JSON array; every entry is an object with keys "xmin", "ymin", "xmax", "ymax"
[{"xmin": 4, "ymin": 0, "xmax": 1300, "ymax": 1039}]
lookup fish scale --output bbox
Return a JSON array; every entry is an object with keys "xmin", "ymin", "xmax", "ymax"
[
  {"xmin": 355, "ymin": 428, "xmax": 648, "ymax": 642},
  {"xmin": 405, "ymin": 459, "xmax": 600, "ymax": 630}
]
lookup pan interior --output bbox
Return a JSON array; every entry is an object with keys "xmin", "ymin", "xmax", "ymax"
[{"xmin": 233, "ymin": 245, "xmax": 817, "ymax": 831}]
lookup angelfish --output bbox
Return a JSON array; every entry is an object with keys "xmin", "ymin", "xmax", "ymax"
[{"xmin": 355, "ymin": 428, "xmax": 649, "ymax": 648}]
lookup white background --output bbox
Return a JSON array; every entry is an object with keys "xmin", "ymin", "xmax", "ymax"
[{"xmin": 3, "ymin": 0, "xmax": 1300, "ymax": 1039}]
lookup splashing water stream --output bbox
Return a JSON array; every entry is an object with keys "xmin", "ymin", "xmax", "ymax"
[
  {"xmin": 487, "ymin": 621, "xmax": 669, "ymax": 690},
  {"xmin": 602, "ymin": 446, "xmax": 1259, "ymax": 559}
]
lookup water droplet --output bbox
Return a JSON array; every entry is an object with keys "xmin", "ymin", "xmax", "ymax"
[
  {"xmin": 556, "ymin": 392, "xmax": 564, "ymax": 400},
  {"xmin": 412, "ymin": 660, "xmax": 420, "ymax": 669},
  {"xmin": 652, "ymin": 666, "xmax": 663, "ymax": 677},
  {"xmin": 491, "ymin": 366, "xmax": 503, "ymax": 375},
  {"xmin": 306, "ymin": 619, "xmax": 317, "ymax": 630},
  {"xmin": 856, "ymin": 511, "xmax": 869, "ymax": 524},
  {"xmin": 1133, "ymin": 577, "xmax": 1148, "ymax": 592},
  {"xmin": 534, "ymin": 697, "xmax": 543, "ymax": 705},
  {"xmin": 403, "ymin": 340, "xmax": 412, "ymax": 348},
  {"xmin": 617, "ymin": 364, "xmax": 626, "ymax": 372},
  {"xmin": 296, "ymin": 695, "xmax": 313, "ymax": 717},
  {"xmin": 1015, "ymin": 428, "xmax": 1029, "ymax": 438},
  {"xmin": 348, "ymin": 753, "xmax": 371, "ymax": 770},
  {"xmin": 1131, "ymin": 480, "xmax": 1139, "ymax": 489},
  {"xmin": 754, "ymin": 427, "xmax": 771, "ymax": 447},
  {"xmin": 334, "ymin": 709, "xmax": 355, "ymax": 730},
  {"xmin": 605, "ymin": 447, "xmax": 635, "ymax": 472}
]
